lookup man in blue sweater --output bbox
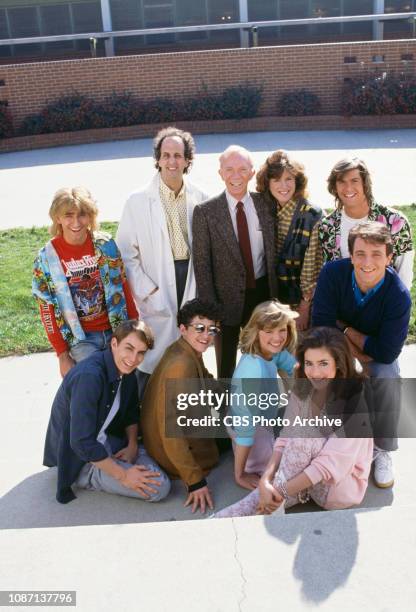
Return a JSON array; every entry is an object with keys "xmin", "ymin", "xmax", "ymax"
[{"xmin": 313, "ymin": 221, "xmax": 411, "ymax": 488}]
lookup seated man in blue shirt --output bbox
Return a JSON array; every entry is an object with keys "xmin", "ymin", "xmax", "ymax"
[
  {"xmin": 313, "ymin": 221, "xmax": 411, "ymax": 489},
  {"xmin": 44, "ymin": 319, "xmax": 171, "ymax": 504}
]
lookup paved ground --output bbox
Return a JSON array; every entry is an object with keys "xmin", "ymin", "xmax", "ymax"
[
  {"xmin": 1, "ymin": 128, "xmax": 416, "ymax": 229},
  {"xmin": 1, "ymin": 344, "xmax": 415, "ymax": 611},
  {"xmin": 1, "ymin": 130, "xmax": 416, "ymax": 610}
]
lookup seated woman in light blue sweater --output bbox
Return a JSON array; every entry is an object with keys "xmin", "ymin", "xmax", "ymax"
[{"xmin": 230, "ymin": 300, "xmax": 298, "ymax": 491}]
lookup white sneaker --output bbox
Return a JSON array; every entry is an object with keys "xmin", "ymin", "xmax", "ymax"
[{"xmin": 373, "ymin": 450, "xmax": 394, "ymax": 488}]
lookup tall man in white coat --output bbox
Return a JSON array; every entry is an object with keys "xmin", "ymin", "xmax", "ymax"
[{"xmin": 116, "ymin": 127, "xmax": 208, "ymax": 396}]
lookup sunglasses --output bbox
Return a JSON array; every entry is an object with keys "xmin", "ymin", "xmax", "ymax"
[{"xmin": 188, "ymin": 323, "xmax": 220, "ymax": 336}]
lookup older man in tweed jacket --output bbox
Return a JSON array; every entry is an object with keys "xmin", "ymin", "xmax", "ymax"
[{"xmin": 192, "ymin": 145, "xmax": 277, "ymax": 379}]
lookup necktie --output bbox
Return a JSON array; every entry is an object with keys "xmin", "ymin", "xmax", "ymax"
[{"xmin": 236, "ymin": 201, "xmax": 256, "ymax": 289}]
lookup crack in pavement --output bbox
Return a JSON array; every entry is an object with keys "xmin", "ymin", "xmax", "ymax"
[{"xmin": 232, "ymin": 518, "xmax": 248, "ymax": 611}]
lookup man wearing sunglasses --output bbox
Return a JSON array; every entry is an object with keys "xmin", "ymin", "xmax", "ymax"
[{"xmin": 140, "ymin": 299, "xmax": 222, "ymax": 514}]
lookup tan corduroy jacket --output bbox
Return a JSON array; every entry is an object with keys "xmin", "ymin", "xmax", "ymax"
[{"xmin": 141, "ymin": 338, "xmax": 219, "ymax": 488}]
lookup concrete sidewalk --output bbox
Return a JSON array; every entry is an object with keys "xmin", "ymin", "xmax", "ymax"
[
  {"xmin": 1, "ymin": 128, "xmax": 416, "ymax": 229},
  {"xmin": 1, "ymin": 346, "xmax": 415, "ymax": 610}
]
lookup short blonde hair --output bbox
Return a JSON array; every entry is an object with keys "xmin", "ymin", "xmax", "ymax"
[
  {"xmin": 49, "ymin": 187, "xmax": 99, "ymax": 237},
  {"xmin": 239, "ymin": 300, "xmax": 298, "ymax": 356}
]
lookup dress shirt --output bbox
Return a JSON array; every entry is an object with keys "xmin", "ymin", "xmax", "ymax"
[
  {"xmin": 159, "ymin": 176, "xmax": 189, "ymax": 260},
  {"xmin": 226, "ymin": 191, "xmax": 266, "ymax": 279}
]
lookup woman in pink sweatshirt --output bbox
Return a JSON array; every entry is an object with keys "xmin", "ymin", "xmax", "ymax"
[{"xmin": 215, "ymin": 327, "xmax": 373, "ymax": 517}]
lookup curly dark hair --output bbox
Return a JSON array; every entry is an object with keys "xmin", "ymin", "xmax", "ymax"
[
  {"xmin": 177, "ymin": 299, "xmax": 223, "ymax": 327},
  {"xmin": 256, "ymin": 149, "xmax": 308, "ymax": 200},
  {"xmin": 153, "ymin": 126, "xmax": 195, "ymax": 174}
]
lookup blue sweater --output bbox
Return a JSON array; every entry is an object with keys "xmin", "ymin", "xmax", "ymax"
[
  {"xmin": 231, "ymin": 350, "xmax": 296, "ymax": 446},
  {"xmin": 312, "ymin": 259, "xmax": 411, "ymax": 364}
]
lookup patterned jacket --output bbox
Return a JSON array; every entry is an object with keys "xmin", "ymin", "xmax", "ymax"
[
  {"xmin": 32, "ymin": 232, "xmax": 130, "ymax": 349},
  {"xmin": 319, "ymin": 201, "xmax": 413, "ymax": 265}
]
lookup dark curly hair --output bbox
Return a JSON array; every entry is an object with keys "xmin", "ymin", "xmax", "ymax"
[
  {"xmin": 153, "ymin": 126, "xmax": 195, "ymax": 174},
  {"xmin": 256, "ymin": 150, "xmax": 308, "ymax": 200},
  {"xmin": 177, "ymin": 299, "xmax": 222, "ymax": 327}
]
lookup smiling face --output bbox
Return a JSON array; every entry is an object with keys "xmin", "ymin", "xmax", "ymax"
[
  {"xmin": 304, "ymin": 347, "xmax": 337, "ymax": 389},
  {"xmin": 57, "ymin": 206, "xmax": 90, "ymax": 245},
  {"xmin": 158, "ymin": 136, "xmax": 189, "ymax": 188},
  {"xmin": 179, "ymin": 316, "xmax": 217, "ymax": 354},
  {"xmin": 269, "ymin": 168, "xmax": 296, "ymax": 206},
  {"xmin": 111, "ymin": 332, "xmax": 148, "ymax": 376},
  {"xmin": 219, "ymin": 151, "xmax": 255, "ymax": 201},
  {"xmin": 351, "ymin": 237, "xmax": 392, "ymax": 292},
  {"xmin": 258, "ymin": 324, "xmax": 288, "ymax": 360},
  {"xmin": 335, "ymin": 168, "xmax": 369, "ymax": 217}
]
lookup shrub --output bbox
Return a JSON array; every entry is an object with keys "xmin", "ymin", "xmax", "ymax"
[
  {"xmin": 219, "ymin": 84, "xmax": 263, "ymax": 119},
  {"xmin": 0, "ymin": 103, "xmax": 13, "ymax": 138},
  {"xmin": 100, "ymin": 92, "xmax": 145, "ymax": 127},
  {"xmin": 277, "ymin": 89, "xmax": 321, "ymax": 116},
  {"xmin": 40, "ymin": 94, "xmax": 105, "ymax": 133},
  {"xmin": 341, "ymin": 73, "xmax": 416, "ymax": 116},
  {"xmin": 18, "ymin": 84, "xmax": 264, "ymax": 136}
]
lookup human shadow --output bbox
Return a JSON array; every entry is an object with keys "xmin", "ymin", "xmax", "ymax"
[
  {"xmin": 0, "ymin": 452, "xmax": 244, "ymax": 530},
  {"xmin": 261, "ymin": 483, "xmax": 393, "ymax": 604}
]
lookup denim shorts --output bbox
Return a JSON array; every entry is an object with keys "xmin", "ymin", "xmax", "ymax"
[{"xmin": 70, "ymin": 329, "xmax": 113, "ymax": 363}]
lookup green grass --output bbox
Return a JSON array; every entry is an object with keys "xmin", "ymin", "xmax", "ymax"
[
  {"xmin": 0, "ymin": 222, "xmax": 117, "ymax": 357},
  {"xmin": 0, "ymin": 211, "xmax": 415, "ymax": 358}
]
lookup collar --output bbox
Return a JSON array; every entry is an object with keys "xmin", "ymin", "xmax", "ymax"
[
  {"xmin": 225, "ymin": 190, "xmax": 250, "ymax": 210},
  {"xmin": 103, "ymin": 347, "xmax": 123, "ymax": 384},
  {"xmin": 159, "ymin": 175, "xmax": 185, "ymax": 199},
  {"xmin": 352, "ymin": 270, "xmax": 385, "ymax": 306}
]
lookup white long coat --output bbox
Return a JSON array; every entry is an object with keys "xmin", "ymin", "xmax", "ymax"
[{"xmin": 116, "ymin": 173, "xmax": 208, "ymax": 373}]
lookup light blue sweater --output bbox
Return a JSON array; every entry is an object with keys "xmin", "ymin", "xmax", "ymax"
[{"xmin": 231, "ymin": 350, "xmax": 296, "ymax": 446}]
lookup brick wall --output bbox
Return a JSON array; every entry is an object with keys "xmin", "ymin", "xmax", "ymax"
[{"xmin": 0, "ymin": 38, "xmax": 415, "ymax": 126}]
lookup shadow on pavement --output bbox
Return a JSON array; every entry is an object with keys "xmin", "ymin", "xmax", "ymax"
[
  {"xmin": 262, "ymin": 503, "xmax": 385, "ymax": 604},
  {"xmin": 0, "ymin": 452, "xmax": 247, "ymax": 530}
]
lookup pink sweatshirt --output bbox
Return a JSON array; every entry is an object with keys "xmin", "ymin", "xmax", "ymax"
[{"xmin": 274, "ymin": 393, "xmax": 373, "ymax": 510}]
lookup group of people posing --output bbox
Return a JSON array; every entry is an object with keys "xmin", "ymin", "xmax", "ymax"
[{"xmin": 33, "ymin": 126, "xmax": 413, "ymax": 516}]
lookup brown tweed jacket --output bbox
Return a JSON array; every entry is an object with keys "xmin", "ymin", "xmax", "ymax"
[{"xmin": 192, "ymin": 191, "xmax": 277, "ymax": 326}]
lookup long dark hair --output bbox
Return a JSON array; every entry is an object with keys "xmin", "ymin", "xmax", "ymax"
[{"xmin": 294, "ymin": 327, "xmax": 364, "ymax": 399}]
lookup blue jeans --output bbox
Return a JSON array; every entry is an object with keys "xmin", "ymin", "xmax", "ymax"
[
  {"xmin": 75, "ymin": 437, "xmax": 171, "ymax": 502},
  {"xmin": 366, "ymin": 359, "xmax": 400, "ymax": 452},
  {"xmin": 70, "ymin": 329, "xmax": 113, "ymax": 363}
]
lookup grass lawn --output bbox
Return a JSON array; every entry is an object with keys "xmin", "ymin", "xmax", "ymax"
[{"xmin": 1, "ymin": 211, "xmax": 415, "ymax": 358}]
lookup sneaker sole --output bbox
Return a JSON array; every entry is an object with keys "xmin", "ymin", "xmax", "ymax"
[{"xmin": 374, "ymin": 478, "xmax": 394, "ymax": 489}]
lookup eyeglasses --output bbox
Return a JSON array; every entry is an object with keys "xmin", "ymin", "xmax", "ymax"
[{"xmin": 187, "ymin": 323, "xmax": 220, "ymax": 336}]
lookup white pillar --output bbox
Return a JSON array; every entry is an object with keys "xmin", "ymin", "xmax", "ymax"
[
  {"xmin": 100, "ymin": 0, "xmax": 114, "ymax": 57},
  {"xmin": 373, "ymin": 0, "xmax": 384, "ymax": 40},
  {"xmin": 239, "ymin": 0, "xmax": 249, "ymax": 48}
]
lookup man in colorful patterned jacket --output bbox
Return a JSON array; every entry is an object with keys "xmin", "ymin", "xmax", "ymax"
[{"xmin": 319, "ymin": 157, "xmax": 413, "ymax": 290}]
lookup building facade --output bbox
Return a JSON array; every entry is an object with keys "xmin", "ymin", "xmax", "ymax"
[{"xmin": 0, "ymin": 0, "xmax": 415, "ymax": 62}]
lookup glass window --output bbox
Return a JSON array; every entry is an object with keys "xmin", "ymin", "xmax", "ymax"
[
  {"xmin": 72, "ymin": 1, "xmax": 102, "ymax": 33},
  {"xmin": 342, "ymin": 0, "xmax": 372, "ymax": 16},
  {"xmin": 8, "ymin": 6, "xmax": 40, "ymax": 38},
  {"xmin": 208, "ymin": 0, "xmax": 239, "ymax": 44},
  {"xmin": 0, "ymin": 9, "xmax": 11, "ymax": 56},
  {"xmin": 384, "ymin": 1, "xmax": 414, "ymax": 12},
  {"xmin": 311, "ymin": 1, "xmax": 341, "ymax": 36},
  {"xmin": 248, "ymin": 0, "xmax": 277, "ymax": 21},
  {"xmin": 279, "ymin": 0, "xmax": 309, "ymax": 19},
  {"xmin": 175, "ymin": 0, "xmax": 207, "ymax": 41},
  {"xmin": 41, "ymin": 4, "xmax": 74, "ymax": 52},
  {"xmin": 111, "ymin": 0, "xmax": 143, "ymax": 30},
  {"xmin": 40, "ymin": 5, "xmax": 72, "ymax": 35},
  {"xmin": 143, "ymin": 2, "xmax": 174, "ymax": 44}
]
